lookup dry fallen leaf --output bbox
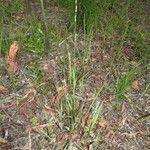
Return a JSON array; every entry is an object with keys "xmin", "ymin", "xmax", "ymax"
[
  {"xmin": 97, "ymin": 119, "xmax": 107, "ymax": 128},
  {"xmin": 122, "ymin": 117, "xmax": 128, "ymax": 125},
  {"xmin": 0, "ymin": 85, "xmax": 6, "ymax": 93},
  {"xmin": 6, "ymin": 41, "xmax": 19, "ymax": 73},
  {"xmin": 131, "ymin": 80, "xmax": 141, "ymax": 90}
]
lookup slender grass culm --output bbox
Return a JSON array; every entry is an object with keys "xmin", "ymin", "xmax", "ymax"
[
  {"xmin": 74, "ymin": 0, "xmax": 77, "ymax": 50},
  {"xmin": 60, "ymin": 0, "xmax": 99, "ymax": 33}
]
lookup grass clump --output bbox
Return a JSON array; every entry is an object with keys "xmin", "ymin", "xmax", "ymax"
[{"xmin": 115, "ymin": 65, "xmax": 137, "ymax": 108}]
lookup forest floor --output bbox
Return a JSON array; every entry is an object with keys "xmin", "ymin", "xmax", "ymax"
[{"xmin": 0, "ymin": 1, "xmax": 150, "ymax": 150}]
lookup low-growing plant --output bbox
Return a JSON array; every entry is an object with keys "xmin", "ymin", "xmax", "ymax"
[{"xmin": 24, "ymin": 19, "xmax": 45, "ymax": 53}]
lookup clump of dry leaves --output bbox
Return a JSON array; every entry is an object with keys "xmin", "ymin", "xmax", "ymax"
[{"xmin": 6, "ymin": 41, "xmax": 19, "ymax": 73}]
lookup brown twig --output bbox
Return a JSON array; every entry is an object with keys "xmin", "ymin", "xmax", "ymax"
[{"xmin": 26, "ymin": 123, "xmax": 49, "ymax": 131}]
